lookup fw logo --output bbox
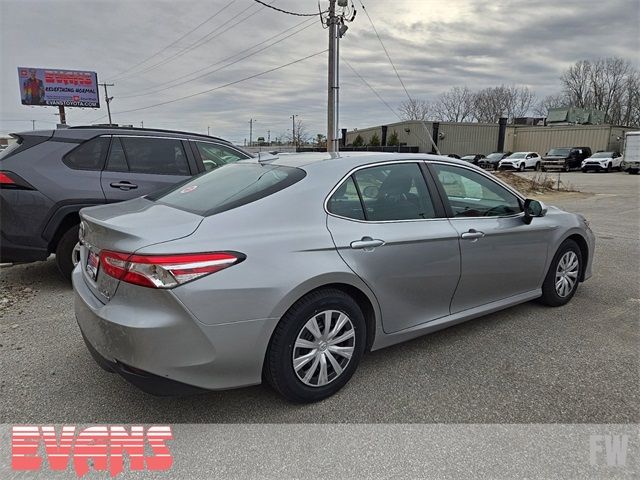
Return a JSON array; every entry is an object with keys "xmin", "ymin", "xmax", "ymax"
[{"xmin": 589, "ymin": 434, "xmax": 629, "ymax": 467}]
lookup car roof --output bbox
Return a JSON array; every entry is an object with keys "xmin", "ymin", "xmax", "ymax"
[
  {"xmin": 14, "ymin": 126, "xmax": 235, "ymax": 145},
  {"xmin": 266, "ymin": 151, "xmax": 475, "ymax": 172}
]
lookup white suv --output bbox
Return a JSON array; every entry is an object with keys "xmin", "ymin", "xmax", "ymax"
[
  {"xmin": 499, "ymin": 152, "xmax": 542, "ymax": 172},
  {"xmin": 581, "ymin": 151, "xmax": 623, "ymax": 172}
]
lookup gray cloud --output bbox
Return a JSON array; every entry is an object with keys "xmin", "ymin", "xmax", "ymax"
[{"xmin": 1, "ymin": 0, "xmax": 638, "ymax": 140}]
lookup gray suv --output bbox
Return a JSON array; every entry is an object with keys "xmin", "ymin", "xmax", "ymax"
[{"xmin": 0, "ymin": 126, "xmax": 251, "ymax": 279}]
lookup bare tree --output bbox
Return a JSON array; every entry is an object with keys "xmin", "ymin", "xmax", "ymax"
[
  {"xmin": 432, "ymin": 86, "xmax": 474, "ymax": 122},
  {"xmin": 398, "ymin": 98, "xmax": 431, "ymax": 121},
  {"xmin": 285, "ymin": 118, "xmax": 312, "ymax": 146},
  {"xmin": 557, "ymin": 57, "xmax": 639, "ymax": 125},
  {"xmin": 472, "ymin": 85, "xmax": 535, "ymax": 123},
  {"xmin": 534, "ymin": 93, "xmax": 568, "ymax": 117}
]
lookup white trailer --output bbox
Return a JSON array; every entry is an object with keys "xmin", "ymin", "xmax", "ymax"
[{"xmin": 622, "ymin": 131, "xmax": 640, "ymax": 174}]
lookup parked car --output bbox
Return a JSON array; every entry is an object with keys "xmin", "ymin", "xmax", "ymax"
[
  {"xmin": 74, "ymin": 153, "xmax": 594, "ymax": 403},
  {"xmin": 621, "ymin": 131, "xmax": 640, "ymax": 174},
  {"xmin": 478, "ymin": 152, "xmax": 510, "ymax": 170},
  {"xmin": 581, "ymin": 151, "xmax": 623, "ymax": 172},
  {"xmin": 499, "ymin": 152, "xmax": 542, "ymax": 171},
  {"xmin": 542, "ymin": 147, "xmax": 592, "ymax": 172},
  {"xmin": 0, "ymin": 126, "xmax": 251, "ymax": 280},
  {"xmin": 460, "ymin": 154, "xmax": 486, "ymax": 165}
]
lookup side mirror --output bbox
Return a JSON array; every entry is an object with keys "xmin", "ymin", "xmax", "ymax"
[{"xmin": 523, "ymin": 199, "xmax": 547, "ymax": 224}]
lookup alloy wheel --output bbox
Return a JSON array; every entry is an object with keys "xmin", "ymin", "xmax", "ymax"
[
  {"xmin": 292, "ymin": 310, "xmax": 355, "ymax": 387},
  {"xmin": 555, "ymin": 251, "xmax": 579, "ymax": 297},
  {"xmin": 71, "ymin": 242, "xmax": 81, "ymax": 267}
]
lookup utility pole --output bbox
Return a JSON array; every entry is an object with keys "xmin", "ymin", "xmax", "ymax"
[
  {"xmin": 327, "ymin": 0, "xmax": 339, "ymax": 153},
  {"xmin": 267, "ymin": 130, "xmax": 271, "ymax": 144},
  {"xmin": 141, "ymin": 121, "xmax": 144, "ymax": 128},
  {"xmin": 323, "ymin": 0, "xmax": 355, "ymax": 153},
  {"xmin": 99, "ymin": 83, "xmax": 115, "ymax": 125},
  {"xmin": 207, "ymin": 126, "xmax": 210, "ymax": 136},
  {"xmin": 249, "ymin": 119, "xmax": 257, "ymax": 147},
  {"xmin": 31, "ymin": 120, "xmax": 36, "ymax": 130},
  {"xmin": 290, "ymin": 114, "xmax": 298, "ymax": 148}
]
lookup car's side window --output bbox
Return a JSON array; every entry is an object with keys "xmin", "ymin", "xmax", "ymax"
[
  {"xmin": 327, "ymin": 177, "xmax": 365, "ymax": 220},
  {"xmin": 119, "ymin": 137, "xmax": 189, "ymax": 175},
  {"xmin": 351, "ymin": 163, "xmax": 436, "ymax": 221},
  {"xmin": 105, "ymin": 137, "xmax": 128, "ymax": 172},
  {"xmin": 194, "ymin": 142, "xmax": 247, "ymax": 171},
  {"xmin": 433, "ymin": 164, "xmax": 522, "ymax": 218},
  {"xmin": 63, "ymin": 136, "xmax": 110, "ymax": 171}
]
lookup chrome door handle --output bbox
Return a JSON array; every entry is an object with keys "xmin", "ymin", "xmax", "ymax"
[
  {"xmin": 350, "ymin": 237, "xmax": 385, "ymax": 250},
  {"xmin": 461, "ymin": 230, "xmax": 485, "ymax": 240},
  {"xmin": 110, "ymin": 182, "xmax": 138, "ymax": 190}
]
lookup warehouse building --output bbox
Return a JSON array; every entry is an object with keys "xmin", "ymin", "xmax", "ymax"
[{"xmin": 344, "ymin": 120, "xmax": 634, "ymax": 156}]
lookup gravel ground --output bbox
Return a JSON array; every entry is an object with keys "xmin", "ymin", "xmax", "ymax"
[{"xmin": 0, "ymin": 171, "xmax": 638, "ymax": 424}]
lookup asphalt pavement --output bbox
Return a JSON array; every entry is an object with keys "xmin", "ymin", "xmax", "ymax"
[{"xmin": 0, "ymin": 171, "xmax": 638, "ymax": 424}]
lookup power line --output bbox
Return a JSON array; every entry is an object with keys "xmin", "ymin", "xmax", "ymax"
[
  {"xmin": 88, "ymin": 49, "xmax": 328, "ymax": 121},
  {"xmin": 109, "ymin": 1, "xmax": 239, "ymax": 81},
  {"xmin": 126, "ymin": 2, "xmax": 266, "ymax": 78},
  {"xmin": 252, "ymin": 0, "xmax": 325, "ymax": 16},
  {"xmin": 357, "ymin": 0, "xmax": 439, "ymax": 154},
  {"xmin": 118, "ymin": 18, "xmax": 317, "ymax": 100},
  {"xmin": 357, "ymin": 1, "xmax": 411, "ymax": 102},
  {"xmin": 344, "ymin": 60, "xmax": 401, "ymax": 120}
]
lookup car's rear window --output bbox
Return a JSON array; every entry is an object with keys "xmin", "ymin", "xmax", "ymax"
[{"xmin": 149, "ymin": 162, "xmax": 306, "ymax": 216}]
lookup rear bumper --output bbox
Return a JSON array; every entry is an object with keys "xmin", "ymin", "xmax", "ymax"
[
  {"xmin": 0, "ymin": 235, "xmax": 48, "ymax": 263},
  {"xmin": 72, "ymin": 266, "xmax": 279, "ymax": 393},
  {"xmin": 80, "ymin": 331, "xmax": 207, "ymax": 396}
]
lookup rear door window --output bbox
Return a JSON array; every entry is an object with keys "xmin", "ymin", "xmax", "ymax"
[
  {"xmin": 105, "ymin": 137, "xmax": 128, "ymax": 172},
  {"xmin": 194, "ymin": 141, "xmax": 248, "ymax": 171},
  {"xmin": 120, "ymin": 137, "xmax": 189, "ymax": 175},
  {"xmin": 150, "ymin": 163, "xmax": 306, "ymax": 216},
  {"xmin": 352, "ymin": 163, "xmax": 436, "ymax": 221},
  {"xmin": 63, "ymin": 136, "xmax": 110, "ymax": 170}
]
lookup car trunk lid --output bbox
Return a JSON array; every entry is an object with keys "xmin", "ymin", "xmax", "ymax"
[{"xmin": 78, "ymin": 197, "xmax": 204, "ymax": 303}]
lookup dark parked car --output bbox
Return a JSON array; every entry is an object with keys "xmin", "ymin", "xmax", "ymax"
[
  {"xmin": 478, "ymin": 152, "xmax": 510, "ymax": 170},
  {"xmin": 460, "ymin": 154, "xmax": 486, "ymax": 165},
  {"xmin": 0, "ymin": 126, "xmax": 251, "ymax": 279},
  {"xmin": 542, "ymin": 147, "xmax": 592, "ymax": 172}
]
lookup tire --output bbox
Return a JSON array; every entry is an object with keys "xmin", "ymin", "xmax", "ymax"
[
  {"xmin": 564, "ymin": 164, "xmax": 570, "ymax": 172},
  {"xmin": 264, "ymin": 288, "xmax": 366, "ymax": 403},
  {"xmin": 606, "ymin": 163, "xmax": 612, "ymax": 173},
  {"xmin": 535, "ymin": 162, "xmax": 541, "ymax": 171},
  {"xmin": 518, "ymin": 163, "xmax": 525, "ymax": 172},
  {"xmin": 581, "ymin": 168, "xmax": 588, "ymax": 173},
  {"xmin": 55, "ymin": 224, "xmax": 80, "ymax": 282},
  {"xmin": 538, "ymin": 239, "xmax": 582, "ymax": 307}
]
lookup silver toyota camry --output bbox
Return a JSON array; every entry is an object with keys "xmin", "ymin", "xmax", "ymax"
[{"xmin": 73, "ymin": 153, "xmax": 595, "ymax": 402}]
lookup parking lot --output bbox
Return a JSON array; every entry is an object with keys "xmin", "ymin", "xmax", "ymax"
[{"xmin": 0, "ymin": 171, "xmax": 638, "ymax": 424}]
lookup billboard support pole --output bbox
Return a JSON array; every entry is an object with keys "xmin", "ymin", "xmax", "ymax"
[
  {"xmin": 99, "ymin": 82, "xmax": 115, "ymax": 126},
  {"xmin": 58, "ymin": 106, "xmax": 67, "ymax": 125}
]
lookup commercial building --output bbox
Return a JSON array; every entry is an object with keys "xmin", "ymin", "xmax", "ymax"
[{"xmin": 344, "ymin": 120, "xmax": 634, "ymax": 156}]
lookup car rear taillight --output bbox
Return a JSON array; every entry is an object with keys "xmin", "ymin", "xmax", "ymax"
[
  {"xmin": 99, "ymin": 251, "xmax": 245, "ymax": 289},
  {"xmin": 0, "ymin": 171, "xmax": 34, "ymax": 190}
]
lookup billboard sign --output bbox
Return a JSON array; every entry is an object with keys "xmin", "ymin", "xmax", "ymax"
[{"xmin": 18, "ymin": 67, "xmax": 100, "ymax": 108}]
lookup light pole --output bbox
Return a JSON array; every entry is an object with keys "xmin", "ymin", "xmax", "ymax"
[
  {"xmin": 290, "ymin": 114, "xmax": 298, "ymax": 149},
  {"xmin": 249, "ymin": 119, "xmax": 257, "ymax": 147}
]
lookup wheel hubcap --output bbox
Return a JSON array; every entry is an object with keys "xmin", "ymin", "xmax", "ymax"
[
  {"xmin": 292, "ymin": 310, "xmax": 355, "ymax": 387},
  {"xmin": 71, "ymin": 242, "xmax": 81, "ymax": 267},
  {"xmin": 555, "ymin": 251, "xmax": 579, "ymax": 298}
]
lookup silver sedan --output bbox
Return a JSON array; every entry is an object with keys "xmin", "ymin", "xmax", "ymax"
[{"xmin": 73, "ymin": 153, "xmax": 595, "ymax": 402}]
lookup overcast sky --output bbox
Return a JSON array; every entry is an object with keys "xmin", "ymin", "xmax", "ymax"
[{"xmin": 1, "ymin": 0, "xmax": 638, "ymax": 142}]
